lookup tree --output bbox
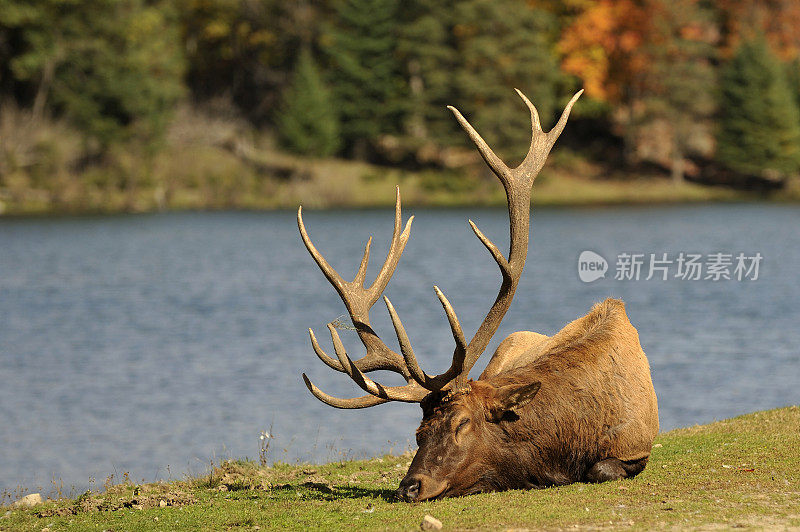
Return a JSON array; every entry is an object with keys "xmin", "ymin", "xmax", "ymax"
[
  {"xmin": 717, "ymin": 36, "xmax": 800, "ymax": 177},
  {"xmin": 0, "ymin": 0, "xmax": 185, "ymax": 148},
  {"xmin": 452, "ymin": 0, "xmax": 561, "ymax": 163},
  {"xmin": 787, "ymin": 58, "xmax": 800, "ymax": 112},
  {"xmin": 639, "ymin": 0, "xmax": 717, "ymax": 182},
  {"xmin": 398, "ymin": 0, "xmax": 561, "ymax": 165},
  {"xmin": 715, "ymin": 0, "xmax": 800, "ymax": 61},
  {"xmin": 276, "ymin": 48, "xmax": 341, "ymax": 156},
  {"xmin": 323, "ymin": 0, "xmax": 406, "ymax": 159},
  {"xmin": 559, "ymin": 0, "xmax": 654, "ymax": 164},
  {"xmin": 397, "ymin": 1, "xmax": 459, "ymax": 155}
]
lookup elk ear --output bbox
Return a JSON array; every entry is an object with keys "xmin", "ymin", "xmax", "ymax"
[{"xmin": 486, "ymin": 382, "xmax": 541, "ymax": 422}]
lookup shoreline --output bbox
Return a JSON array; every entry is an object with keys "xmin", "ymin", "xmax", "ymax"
[
  {"xmin": 1, "ymin": 177, "xmax": 794, "ymax": 219},
  {"xmin": 3, "ymin": 406, "xmax": 799, "ymax": 530},
  {"xmin": 3, "ymin": 146, "xmax": 798, "ymax": 217}
]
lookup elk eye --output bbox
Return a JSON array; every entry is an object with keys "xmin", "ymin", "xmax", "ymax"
[{"xmin": 456, "ymin": 418, "xmax": 470, "ymax": 433}]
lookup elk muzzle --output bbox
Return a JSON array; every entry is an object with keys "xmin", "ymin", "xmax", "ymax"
[{"xmin": 396, "ymin": 473, "xmax": 448, "ymax": 502}]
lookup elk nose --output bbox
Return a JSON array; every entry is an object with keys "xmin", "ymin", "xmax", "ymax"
[{"xmin": 397, "ymin": 475, "xmax": 422, "ymax": 502}]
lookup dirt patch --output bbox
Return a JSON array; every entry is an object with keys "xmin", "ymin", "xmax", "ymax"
[
  {"xmin": 36, "ymin": 485, "xmax": 197, "ymax": 518},
  {"xmin": 209, "ymin": 461, "xmax": 275, "ymax": 492}
]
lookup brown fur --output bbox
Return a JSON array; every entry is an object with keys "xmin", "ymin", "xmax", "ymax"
[{"xmin": 397, "ymin": 298, "xmax": 659, "ymax": 501}]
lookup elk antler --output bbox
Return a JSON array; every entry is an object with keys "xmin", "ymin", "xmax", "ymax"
[
  {"xmin": 442, "ymin": 88, "xmax": 583, "ymax": 390},
  {"xmin": 299, "ymin": 88, "xmax": 582, "ymax": 407},
  {"xmin": 298, "ymin": 187, "xmax": 429, "ymax": 408}
]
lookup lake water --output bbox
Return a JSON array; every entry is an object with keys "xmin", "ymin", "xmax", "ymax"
[{"xmin": 1, "ymin": 203, "xmax": 799, "ymax": 495}]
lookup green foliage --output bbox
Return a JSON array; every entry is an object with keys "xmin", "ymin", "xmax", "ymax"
[
  {"xmin": 397, "ymin": 0, "xmax": 561, "ymax": 163},
  {"xmin": 175, "ymin": 0, "xmax": 282, "ymax": 122},
  {"xmin": 323, "ymin": 0, "xmax": 406, "ymax": 158},
  {"xmin": 787, "ymin": 58, "xmax": 800, "ymax": 114},
  {"xmin": 276, "ymin": 48, "xmax": 341, "ymax": 157},
  {"xmin": 451, "ymin": 0, "xmax": 560, "ymax": 163},
  {"xmin": 640, "ymin": 0, "xmax": 717, "ymax": 180},
  {"xmin": 0, "ymin": 0, "xmax": 185, "ymax": 148},
  {"xmin": 717, "ymin": 36, "xmax": 800, "ymax": 176},
  {"xmin": 397, "ymin": 2, "xmax": 459, "ymax": 148},
  {"xmin": 5, "ymin": 0, "xmax": 800, "ymax": 214}
]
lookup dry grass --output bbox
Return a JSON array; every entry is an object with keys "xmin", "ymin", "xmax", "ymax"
[{"xmin": 1, "ymin": 104, "xmax": 791, "ymax": 216}]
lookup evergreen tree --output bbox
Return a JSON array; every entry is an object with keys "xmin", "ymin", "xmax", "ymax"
[
  {"xmin": 641, "ymin": 0, "xmax": 717, "ymax": 182},
  {"xmin": 0, "ymin": 0, "xmax": 185, "ymax": 149},
  {"xmin": 398, "ymin": 0, "xmax": 561, "ymax": 164},
  {"xmin": 452, "ymin": 0, "xmax": 560, "ymax": 163},
  {"xmin": 717, "ymin": 36, "xmax": 800, "ymax": 176},
  {"xmin": 787, "ymin": 59, "xmax": 800, "ymax": 115},
  {"xmin": 324, "ymin": 0, "xmax": 405, "ymax": 158},
  {"xmin": 397, "ymin": 2, "xmax": 459, "ymax": 152},
  {"xmin": 276, "ymin": 48, "xmax": 341, "ymax": 157}
]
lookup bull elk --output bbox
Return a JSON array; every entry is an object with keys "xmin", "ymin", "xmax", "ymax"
[{"xmin": 297, "ymin": 89, "xmax": 659, "ymax": 501}]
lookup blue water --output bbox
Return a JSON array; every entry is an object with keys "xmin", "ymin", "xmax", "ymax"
[{"xmin": 1, "ymin": 203, "xmax": 799, "ymax": 494}]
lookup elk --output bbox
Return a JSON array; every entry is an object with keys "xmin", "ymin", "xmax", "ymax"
[{"xmin": 297, "ymin": 89, "xmax": 659, "ymax": 501}]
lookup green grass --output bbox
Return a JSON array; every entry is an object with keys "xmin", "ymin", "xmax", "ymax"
[{"xmin": 3, "ymin": 406, "xmax": 799, "ymax": 531}]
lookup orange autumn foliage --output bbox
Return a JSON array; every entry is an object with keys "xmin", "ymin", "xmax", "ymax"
[
  {"xmin": 558, "ymin": 0, "xmax": 652, "ymax": 103},
  {"xmin": 716, "ymin": 0, "xmax": 800, "ymax": 60}
]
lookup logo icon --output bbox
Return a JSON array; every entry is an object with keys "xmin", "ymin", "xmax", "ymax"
[{"xmin": 578, "ymin": 251, "xmax": 608, "ymax": 283}]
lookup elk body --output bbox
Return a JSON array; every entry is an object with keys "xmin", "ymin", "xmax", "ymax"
[{"xmin": 297, "ymin": 89, "xmax": 659, "ymax": 501}]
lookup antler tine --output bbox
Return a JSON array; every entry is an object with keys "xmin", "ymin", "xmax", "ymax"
[
  {"xmin": 468, "ymin": 219, "xmax": 511, "ymax": 281},
  {"xmin": 302, "ymin": 374, "xmax": 389, "ymax": 409},
  {"xmin": 367, "ymin": 187, "xmax": 414, "ymax": 305},
  {"xmin": 298, "ymin": 206, "xmax": 346, "ymax": 291},
  {"xmin": 512, "ymin": 88, "xmax": 583, "ymax": 181},
  {"xmin": 384, "ymin": 289, "xmax": 468, "ymax": 392},
  {"xmin": 515, "ymin": 88, "xmax": 542, "ymax": 133},
  {"xmin": 383, "ymin": 296, "xmax": 428, "ymax": 386},
  {"xmin": 309, "ymin": 328, "xmax": 345, "ymax": 372},
  {"xmin": 353, "ymin": 236, "xmax": 372, "ymax": 287},
  {"xmin": 327, "ymin": 324, "xmax": 428, "ymax": 402},
  {"xmin": 447, "ymin": 106, "xmax": 511, "ymax": 185},
  {"xmin": 433, "ymin": 286, "xmax": 467, "ymax": 356},
  {"xmin": 545, "ymin": 89, "xmax": 583, "ymax": 149}
]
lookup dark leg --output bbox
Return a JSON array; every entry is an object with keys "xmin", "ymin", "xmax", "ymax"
[{"xmin": 585, "ymin": 457, "xmax": 648, "ymax": 483}]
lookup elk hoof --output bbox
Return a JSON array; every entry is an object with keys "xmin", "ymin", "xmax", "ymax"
[{"xmin": 585, "ymin": 457, "xmax": 648, "ymax": 482}]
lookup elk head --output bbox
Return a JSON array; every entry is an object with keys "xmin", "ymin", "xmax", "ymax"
[{"xmin": 298, "ymin": 88, "xmax": 582, "ymax": 500}]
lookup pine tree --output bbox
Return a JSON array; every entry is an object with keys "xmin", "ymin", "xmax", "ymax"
[
  {"xmin": 787, "ymin": 59, "xmax": 800, "ymax": 114},
  {"xmin": 452, "ymin": 0, "xmax": 560, "ymax": 163},
  {"xmin": 641, "ymin": 0, "xmax": 717, "ymax": 183},
  {"xmin": 324, "ymin": 0, "xmax": 405, "ymax": 158},
  {"xmin": 717, "ymin": 36, "xmax": 800, "ymax": 176},
  {"xmin": 397, "ymin": 1, "xmax": 563, "ymax": 165},
  {"xmin": 0, "ymin": 0, "xmax": 185, "ymax": 148},
  {"xmin": 397, "ymin": 2, "xmax": 458, "ymax": 151},
  {"xmin": 276, "ymin": 48, "xmax": 341, "ymax": 157}
]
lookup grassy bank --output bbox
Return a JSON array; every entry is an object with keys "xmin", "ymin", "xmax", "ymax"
[
  {"xmin": 2, "ymin": 406, "xmax": 799, "ymax": 531},
  {"xmin": 4, "ymin": 125, "xmax": 799, "ymax": 216}
]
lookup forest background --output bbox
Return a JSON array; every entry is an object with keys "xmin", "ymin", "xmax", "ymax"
[{"xmin": 3, "ymin": 0, "xmax": 800, "ymax": 214}]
